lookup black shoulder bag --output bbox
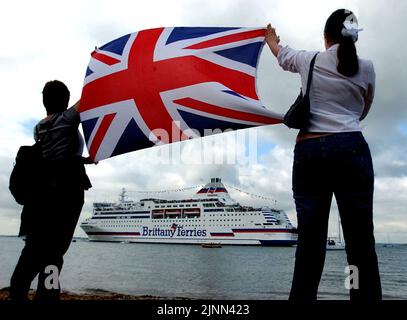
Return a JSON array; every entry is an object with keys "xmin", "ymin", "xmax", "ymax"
[
  {"xmin": 9, "ymin": 141, "xmax": 44, "ymax": 205},
  {"xmin": 9, "ymin": 124, "xmax": 47, "ymax": 205},
  {"xmin": 283, "ymin": 53, "xmax": 318, "ymax": 130}
]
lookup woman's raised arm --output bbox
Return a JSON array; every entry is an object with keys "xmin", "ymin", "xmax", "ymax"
[{"xmin": 265, "ymin": 23, "xmax": 281, "ymax": 57}]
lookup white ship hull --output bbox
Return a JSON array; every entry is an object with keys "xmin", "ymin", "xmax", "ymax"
[
  {"xmin": 85, "ymin": 238, "xmax": 296, "ymax": 246},
  {"xmin": 82, "ymin": 226, "xmax": 297, "ymax": 246}
]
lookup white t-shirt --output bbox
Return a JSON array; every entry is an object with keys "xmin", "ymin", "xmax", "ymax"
[{"xmin": 277, "ymin": 44, "xmax": 375, "ymax": 133}]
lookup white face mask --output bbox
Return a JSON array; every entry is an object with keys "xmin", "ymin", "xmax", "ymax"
[{"xmin": 342, "ymin": 14, "xmax": 363, "ymax": 42}]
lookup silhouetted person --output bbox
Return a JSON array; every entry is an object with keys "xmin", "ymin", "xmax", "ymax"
[
  {"xmin": 265, "ymin": 9, "xmax": 381, "ymax": 301},
  {"xmin": 10, "ymin": 80, "xmax": 94, "ymax": 301}
]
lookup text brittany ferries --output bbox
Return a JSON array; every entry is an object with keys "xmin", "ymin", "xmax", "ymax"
[{"xmin": 81, "ymin": 178, "xmax": 298, "ymax": 246}]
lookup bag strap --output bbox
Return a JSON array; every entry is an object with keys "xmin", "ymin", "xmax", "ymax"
[{"xmin": 304, "ymin": 53, "xmax": 319, "ymax": 96}]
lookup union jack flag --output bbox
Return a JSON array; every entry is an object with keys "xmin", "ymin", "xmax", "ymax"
[
  {"xmin": 79, "ymin": 27, "xmax": 283, "ymax": 161},
  {"xmin": 171, "ymin": 223, "xmax": 178, "ymax": 230}
]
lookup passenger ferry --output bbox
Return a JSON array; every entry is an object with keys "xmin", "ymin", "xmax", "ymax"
[{"xmin": 80, "ymin": 178, "xmax": 298, "ymax": 246}]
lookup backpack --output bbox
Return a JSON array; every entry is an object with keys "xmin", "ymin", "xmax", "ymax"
[{"xmin": 9, "ymin": 142, "xmax": 43, "ymax": 205}]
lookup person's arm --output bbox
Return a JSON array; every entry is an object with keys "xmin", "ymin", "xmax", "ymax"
[
  {"xmin": 360, "ymin": 84, "xmax": 374, "ymax": 121},
  {"xmin": 360, "ymin": 63, "xmax": 376, "ymax": 121},
  {"xmin": 69, "ymin": 100, "xmax": 97, "ymax": 164},
  {"xmin": 265, "ymin": 23, "xmax": 316, "ymax": 74},
  {"xmin": 265, "ymin": 23, "xmax": 281, "ymax": 57},
  {"xmin": 62, "ymin": 99, "xmax": 81, "ymax": 125},
  {"xmin": 72, "ymin": 99, "xmax": 80, "ymax": 111}
]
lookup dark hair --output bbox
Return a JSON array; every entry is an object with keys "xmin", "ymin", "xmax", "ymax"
[
  {"xmin": 42, "ymin": 80, "xmax": 70, "ymax": 114},
  {"xmin": 324, "ymin": 9, "xmax": 359, "ymax": 77}
]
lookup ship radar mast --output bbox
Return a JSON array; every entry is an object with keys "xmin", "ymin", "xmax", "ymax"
[{"xmin": 119, "ymin": 188, "xmax": 127, "ymax": 202}]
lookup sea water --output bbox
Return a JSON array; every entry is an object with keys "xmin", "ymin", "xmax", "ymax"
[{"xmin": 0, "ymin": 236, "xmax": 406, "ymax": 299}]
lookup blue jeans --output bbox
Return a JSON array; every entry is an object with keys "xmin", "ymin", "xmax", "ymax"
[{"xmin": 289, "ymin": 132, "xmax": 382, "ymax": 301}]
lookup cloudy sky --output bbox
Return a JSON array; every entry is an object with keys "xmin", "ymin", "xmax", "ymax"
[{"xmin": 1, "ymin": 0, "xmax": 406, "ymax": 242}]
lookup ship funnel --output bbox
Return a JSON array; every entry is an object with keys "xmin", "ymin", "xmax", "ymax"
[{"xmin": 194, "ymin": 178, "xmax": 235, "ymax": 205}]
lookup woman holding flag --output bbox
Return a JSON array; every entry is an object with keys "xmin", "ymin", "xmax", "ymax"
[{"xmin": 265, "ymin": 9, "xmax": 381, "ymax": 301}]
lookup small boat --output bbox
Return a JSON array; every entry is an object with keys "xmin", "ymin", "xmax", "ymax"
[
  {"xmin": 383, "ymin": 234, "xmax": 393, "ymax": 247},
  {"xmin": 326, "ymin": 238, "xmax": 345, "ymax": 251},
  {"xmin": 201, "ymin": 243, "xmax": 222, "ymax": 248},
  {"xmin": 327, "ymin": 211, "xmax": 345, "ymax": 251}
]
